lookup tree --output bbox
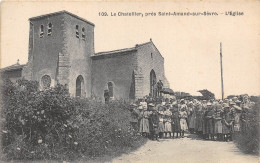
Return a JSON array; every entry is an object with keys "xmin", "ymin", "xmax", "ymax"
[{"xmin": 198, "ymin": 89, "xmax": 215, "ymax": 100}]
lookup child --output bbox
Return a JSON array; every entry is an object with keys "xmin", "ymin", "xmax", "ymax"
[
  {"xmin": 213, "ymin": 104, "xmax": 223, "ymax": 141},
  {"xmin": 179, "ymin": 107, "xmax": 188, "ymax": 138},
  {"xmin": 158, "ymin": 105, "xmax": 165, "ymax": 138},
  {"xmin": 164, "ymin": 105, "xmax": 172, "ymax": 138},
  {"xmin": 172, "ymin": 106, "xmax": 181, "ymax": 138}
]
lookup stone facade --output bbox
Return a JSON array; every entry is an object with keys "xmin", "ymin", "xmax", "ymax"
[
  {"xmin": 1, "ymin": 11, "xmax": 170, "ymax": 101},
  {"xmin": 91, "ymin": 48, "xmax": 137, "ymax": 101}
]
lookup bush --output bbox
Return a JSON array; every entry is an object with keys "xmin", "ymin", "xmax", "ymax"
[
  {"xmin": 233, "ymin": 96, "xmax": 259, "ymax": 155},
  {"xmin": 0, "ymin": 79, "xmax": 146, "ymax": 161}
]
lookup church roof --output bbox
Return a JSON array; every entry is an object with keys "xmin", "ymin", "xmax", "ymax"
[
  {"xmin": 0, "ymin": 63, "xmax": 25, "ymax": 72},
  {"xmin": 94, "ymin": 47, "xmax": 137, "ymax": 56},
  {"xmin": 92, "ymin": 41, "xmax": 152, "ymax": 59},
  {"xmin": 92, "ymin": 39, "xmax": 164, "ymax": 59},
  {"xmin": 29, "ymin": 10, "xmax": 95, "ymax": 26}
]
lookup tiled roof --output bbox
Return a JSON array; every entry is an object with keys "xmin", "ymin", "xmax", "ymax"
[
  {"xmin": 29, "ymin": 10, "xmax": 95, "ymax": 26},
  {"xmin": 94, "ymin": 47, "xmax": 137, "ymax": 56},
  {"xmin": 93, "ymin": 41, "xmax": 152, "ymax": 58},
  {"xmin": 0, "ymin": 63, "xmax": 25, "ymax": 72}
]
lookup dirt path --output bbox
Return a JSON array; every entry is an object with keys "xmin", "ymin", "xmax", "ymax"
[{"xmin": 111, "ymin": 134, "xmax": 258, "ymax": 163}]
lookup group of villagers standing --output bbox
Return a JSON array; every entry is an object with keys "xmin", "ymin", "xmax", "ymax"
[{"xmin": 129, "ymin": 95, "xmax": 255, "ymax": 141}]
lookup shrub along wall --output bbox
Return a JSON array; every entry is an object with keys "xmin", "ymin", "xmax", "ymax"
[
  {"xmin": 233, "ymin": 96, "xmax": 259, "ymax": 155},
  {"xmin": 0, "ymin": 79, "xmax": 146, "ymax": 161}
]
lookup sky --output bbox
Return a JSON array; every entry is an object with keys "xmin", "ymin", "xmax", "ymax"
[{"xmin": 1, "ymin": 1, "xmax": 260, "ymax": 99}]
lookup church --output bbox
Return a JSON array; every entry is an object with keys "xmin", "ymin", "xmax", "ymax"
[{"xmin": 1, "ymin": 11, "xmax": 171, "ymax": 102}]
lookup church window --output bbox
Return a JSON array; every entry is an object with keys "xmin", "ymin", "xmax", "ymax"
[
  {"xmin": 82, "ymin": 27, "xmax": 85, "ymax": 40},
  {"xmin": 76, "ymin": 75, "xmax": 84, "ymax": 97},
  {"xmin": 41, "ymin": 75, "xmax": 51, "ymax": 88},
  {"xmin": 76, "ymin": 25, "xmax": 79, "ymax": 38},
  {"xmin": 40, "ymin": 25, "xmax": 44, "ymax": 38},
  {"xmin": 47, "ymin": 23, "xmax": 52, "ymax": 36},
  {"xmin": 151, "ymin": 53, "xmax": 153, "ymax": 59},
  {"xmin": 107, "ymin": 82, "xmax": 114, "ymax": 97}
]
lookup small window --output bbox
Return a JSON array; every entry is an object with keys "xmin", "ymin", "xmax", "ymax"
[
  {"xmin": 47, "ymin": 23, "xmax": 52, "ymax": 36},
  {"xmin": 151, "ymin": 53, "xmax": 153, "ymax": 59},
  {"xmin": 82, "ymin": 27, "xmax": 85, "ymax": 40},
  {"xmin": 40, "ymin": 25, "xmax": 44, "ymax": 38},
  {"xmin": 41, "ymin": 75, "xmax": 51, "ymax": 88},
  {"xmin": 107, "ymin": 82, "xmax": 114, "ymax": 97},
  {"xmin": 76, "ymin": 25, "xmax": 79, "ymax": 38}
]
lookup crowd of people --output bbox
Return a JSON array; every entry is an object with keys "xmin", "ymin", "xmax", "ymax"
[{"xmin": 129, "ymin": 94, "xmax": 255, "ymax": 142}]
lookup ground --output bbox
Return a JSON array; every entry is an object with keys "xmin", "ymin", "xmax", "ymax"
[
  {"xmin": 109, "ymin": 134, "xmax": 258, "ymax": 163},
  {"xmin": 10, "ymin": 134, "xmax": 259, "ymax": 163}
]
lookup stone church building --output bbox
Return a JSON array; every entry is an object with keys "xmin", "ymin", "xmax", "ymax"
[{"xmin": 1, "ymin": 11, "xmax": 170, "ymax": 101}]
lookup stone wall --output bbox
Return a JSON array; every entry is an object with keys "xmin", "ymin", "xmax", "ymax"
[
  {"xmin": 1, "ymin": 69, "xmax": 23, "ymax": 83},
  {"xmin": 63, "ymin": 14, "xmax": 94, "ymax": 97},
  {"xmin": 28, "ymin": 14, "xmax": 67, "ymax": 88},
  {"xmin": 23, "ymin": 12, "xmax": 94, "ymax": 96},
  {"xmin": 22, "ymin": 22, "xmax": 34, "ymax": 80},
  {"xmin": 57, "ymin": 53, "xmax": 70, "ymax": 85},
  {"xmin": 91, "ymin": 52, "xmax": 137, "ymax": 102},
  {"xmin": 136, "ymin": 41, "xmax": 169, "ymax": 98}
]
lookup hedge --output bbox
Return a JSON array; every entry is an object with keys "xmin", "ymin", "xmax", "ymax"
[
  {"xmin": 233, "ymin": 96, "xmax": 259, "ymax": 155},
  {"xmin": 0, "ymin": 79, "xmax": 146, "ymax": 161}
]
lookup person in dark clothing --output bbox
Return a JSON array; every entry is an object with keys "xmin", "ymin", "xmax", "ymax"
[
  {"xmin": 171, "ymin": 106, "xmax": 181, "ymax": 138},
  {"xmin": 104, "ymin": 90, "xmax": 110, "ymax": 104},
  {"xmin": 157, "ymin": 80, "xmax": 163, "ymax": 97},
  {"xmin": 149, "ymin": 104, "xmax": 159, "ymax": 141},
  {"xmin": 129, "ymin": 103, "xmax": 140, "ymax": 133}
]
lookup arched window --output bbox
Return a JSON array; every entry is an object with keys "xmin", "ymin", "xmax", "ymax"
[
  {"xmin": 40, "ymin": 25, "xmax": 44, "ymax": 38},
  {"xmin": 47, "ymin": 23, "xmax": 52, "ymax": 35},
  {"xmin": 107, "ymin": 82, "xmax": 114, "ymax": 97},
  {"xmin": 76, "ymin": 25, "xmax": 79, "ymax": 38},
  {"xmin": 76, "ymin": 75, "xmax": 84, "ymax": 97},
  {"xmin": 150, "ymin": 70, "xmax": 156, "ymax": 97},
  {"xmin": 82, "ymin": 27, "xmax": 85, "ymax": 40},
  {"xmin": 41, "ymin": 75, "xmax": 51, "ymax": 88}
]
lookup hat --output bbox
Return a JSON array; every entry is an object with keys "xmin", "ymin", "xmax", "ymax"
[
  {"xmin": 235, "ymin": 100, "xmax": 241, "ymax": 104},
  {"xmin": 215, "ymin": 104, "xmax": 222, "ymax": 111},
  {"xmin": 233, "ymin": 105, "xmax": 242, "ymax": 111},
  {"xmin": 138, "ymin": 105, "xmax": 143, "ymax": 110},
  {"xmin": 148, "ymin": 103, "xmax": 155, "ymax": 107},
  {"xmin": 130, "ymin": 103, "xmax": 137, "ymax": 107},
  {"xmin": 207, "ymin": 102, "xmax": 212, "ymax": 106},
  {"xmin": 224, "ymin": 99, "xmax": 229, "ymax": 102},
  {"xmin": 223, "ymin": 103, "xmax": 229, "ymax": 108},
  {"xmin": 158, "ymin": 106, "xmax": 165, "ymax": 111},
  {"xmin": 230, "ymin": 101, "xmax": 236, "ymax": 105},
  {"xmin": 148, "ymin": 106, "xmax": 156, "ymax": 111},
  {"xmin": 166, "ymin": 103, "xmax": 171, "ymax": 107},
  {"xmin": 171, "ymin": 101, "xmax": 177, "ymax": 105}
]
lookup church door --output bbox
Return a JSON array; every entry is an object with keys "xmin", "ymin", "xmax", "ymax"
[{"xmin": 129, "ymin": 71, "xmax": 135, "ymax": 99}]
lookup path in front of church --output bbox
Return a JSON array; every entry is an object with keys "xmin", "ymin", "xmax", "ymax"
[{"xmin": 109, "ymin": 134, "xmax": 258, "ymax": 163}]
